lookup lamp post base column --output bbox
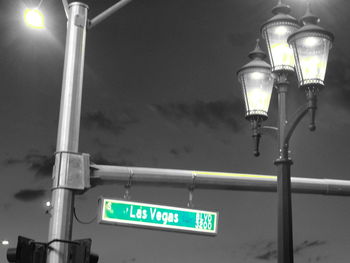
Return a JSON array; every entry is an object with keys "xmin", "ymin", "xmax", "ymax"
[{"xmin": 275, "ymin": 157, "xmax": 294, "ymax": 263}]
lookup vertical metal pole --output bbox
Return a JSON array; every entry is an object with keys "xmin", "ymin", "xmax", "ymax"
[
  {"xmin": 275, "ymin": 73, "xmax": 294, "ymax": 263},
  {"xmin": 47, "ymin": 3, "xmax": 88, "ymax": 263}
]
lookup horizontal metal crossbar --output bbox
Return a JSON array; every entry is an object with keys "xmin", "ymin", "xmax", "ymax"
[{"xmin": 90, "ymin": 164, "xmax": 350, "ymax": 196}]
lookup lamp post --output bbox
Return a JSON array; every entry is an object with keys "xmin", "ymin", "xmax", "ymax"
[{"xmin": 237, "ymin": 1, "xmax": 333, "ymax": 263}]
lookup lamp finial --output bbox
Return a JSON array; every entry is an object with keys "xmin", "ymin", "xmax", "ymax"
[
  {"xmin": 272, "ymin": 0, "xmax": 290, "ymax": 15},
  {"xmin": 248, "ymin": 39, "xmax": 266, "ymax": 60},
  {"xmin": 301, "ymin": 1, "xmax": 320, "ymax": 25}
]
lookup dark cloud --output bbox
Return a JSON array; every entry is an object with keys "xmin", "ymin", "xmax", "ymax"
[
  {"xmin": 170, "ymin": 145, "xmax": 193, "ymax": 157},
  {"xmin": 0, "ymin": 203, "xmax": 12, "ymax": 212},
  {"xmin": 14, "ymin": 189, "xmax": 46, "ymax": 202},
  {"xmin": 90, "ymin": 152, "xmax": 134, "ymax": 166},
  {"xmin": 254, "ymin": 240, "xmax": 326, "ymax": 261},
  {"xmin": 256, "ymin": 249, "xmax": 277, "ymax": 261},
  {"xmin": 92, "ymin": 137, "xmax": 111, "ymax": 148},
  {"xmin": 25, "ymin": 153, "xmax": 54, "ymax": 177},
  {"xmin": 294, "ymin": 240, "xmax": 326, "ymax": 255},
  {"xmin": 121, "ymin": 258, "xmax": 136, "ymax": 263},
  {"xmin": 3, "ymin": 158, "xmax": 24, "ymax": 165},
  {"xmin": 4, "ymin": 148, "xmax": 135, "ymax": 177},
  {"xmin": 255, "ymin": 241, "xmax": 276, "ymax": 261},
  {"xmin": 82, "ymin": 110, "xmax": 138, "ymax": 135},
  {"xmin": 152, "ymin": 100, "xmax": 244, "ymax": 132},
  {"xmin": 3, "ymin": 152, "xmax": 54, "ymax": 177}
]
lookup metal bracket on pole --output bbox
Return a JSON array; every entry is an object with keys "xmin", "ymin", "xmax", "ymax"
[
  {"xmin": 187, "ymin": 172, "xmax": 196, "ymax": 208},
  {"xmin": 52, "ymin": 152, "xmax": 91, "ymax": 192},
  {"xmin": 123, "ymin": 168, "xmax": 133, "ymax": 200}
]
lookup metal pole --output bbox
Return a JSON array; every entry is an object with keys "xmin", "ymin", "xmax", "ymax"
[
  {"xmin": 88, "ymin": 0, "xmax": 133, "ymax": 29},
  {"xmin": 90, "ymin": 164, "xmax": 350, "ymax": 196},
  {"xmin": 47, "ymin": 3, "xmax": 88, "ymax": 263},
  {"xmin": 275, "ymin": 73, "xmax": 294, "ymax": 263}
]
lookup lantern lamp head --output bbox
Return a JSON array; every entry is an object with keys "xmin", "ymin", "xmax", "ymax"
[
  {"xmin": 261, "ymin": 0, "xmax": 300, "ymax": 73},
  {"xmin": 237, "ymin": 39, "xmax": 274, "ymax": 122},
  {"xmin": 288, "ymin": 3, "xmax": 334, "ymax": 90}
]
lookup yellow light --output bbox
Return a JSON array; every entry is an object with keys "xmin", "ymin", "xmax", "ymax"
[
  {"xmin": 2, "ymin": 240, "xmax": 9, "ymax": 246},
  {"xmin": 24, "ymin": 8, "xmax": 45, "ymax": 29},
  {"xmin": 303, "ymin": 37, "xmax": 320, "ymax": 47},
  {"xmin": 271, "ymin": 43, "xmax": 295, "ymax": 66},
  {"xmin": 274, "ymin": 26, "xmax": 288, "ymax": 36},
  {"xmin": 195, "ymin": 171, "xmax": 276, "ymax": 179},
  {"xmin": 250, "ymin": 72, "xmax": 265, "ymax": 80}
]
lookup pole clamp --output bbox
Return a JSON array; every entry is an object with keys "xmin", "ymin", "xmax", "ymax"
[{"xmin": 52, "ymin": 152, "xmax": 91, "ymax": 192}]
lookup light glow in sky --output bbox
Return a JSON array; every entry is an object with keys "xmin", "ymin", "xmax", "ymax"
[
  {"xmin": 1, "ymin": 240, "xmax": 9, "ymax": 246},
  {"xmin": 23, "ymin": 8, "xmax": 45, "ymax": 29}
]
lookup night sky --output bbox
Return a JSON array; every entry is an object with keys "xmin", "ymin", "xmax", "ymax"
[{"xmin": 1, "ymin": 0, "xmax": 350, "ymax": 262}]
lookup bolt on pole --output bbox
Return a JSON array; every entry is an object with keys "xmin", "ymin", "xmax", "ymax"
[{"xmin": 47, "ymin": 3, "xmax": 88, "ymax": 263}]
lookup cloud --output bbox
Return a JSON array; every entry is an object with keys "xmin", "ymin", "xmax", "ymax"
[
  {"xmin": 25, "ymin": 153, "xmax": 54, "ymax": 177},
  {"xmin": 254, "ymin": 241, "xmax": 276, "ymax": 261},
  {"xmin": 4, "ymin": 148, "xmax": 135, "ymax": 177},
  {"xmin": 82, "ymin": 110, "xmax": 138, "ymax": 135},
  {"xmin": 14, "ymin": 189, "xmax": 46, "ymax": 202},
  {"xmin": 152, "ymin": 100, "xmax": 244, "ymax": 132},
  {"xmin": 0, "ymin": 203, "xmax": 12, "ymax": 212},
  {"xmin": 3, "ymin": 158, "xmax": 24, "ymax": 165},
  {"xmin": 253, "ymin": 240, "xmax": 326, "ymax": 261},
  {"xmin": 90, "ymin": 152, "xmax": 134, "ymax": 166},
  {"xmin": 294, "ymin": 240, "xmax": 326, "ymax": 255},
  {"xmin": 3, "ymin": 152, "xmax": 54, "ymax": 177},
  {"xmin": 170, "ymin": 145, "xmax": 193, "ymax": 157}
]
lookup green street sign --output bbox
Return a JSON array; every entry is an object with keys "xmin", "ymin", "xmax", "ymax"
[{"xmin": 99, "ymin": 198, "xmax": 218, "ymax": 235}]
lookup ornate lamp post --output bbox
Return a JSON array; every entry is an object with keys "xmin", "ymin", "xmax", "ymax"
[{"xmin": 238, "ymin": 1, "xmax": 333, "ymax": 263}]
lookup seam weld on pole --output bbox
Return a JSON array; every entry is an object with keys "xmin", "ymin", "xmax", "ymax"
[
  {"xmin": 47, "ymin": 3, "xmax": 88, "ymax": 263},
  {"xmin": 89, "ymin": 0, "xmax": 133, "ymax": 29},
  {"xmin": 89, "ymin": 165, "xmax": 350, "ymax": 196}
]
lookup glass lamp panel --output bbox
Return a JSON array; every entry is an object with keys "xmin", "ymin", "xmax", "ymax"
[
  {"xmin": 292, "ymin": 35, "xmax": 331, "ymax": 86},
  {"xmin": 264, "ymin": 24, "xmax": 299, "ymax": 71},
  {"xmin": 240, "ymin": 68, "xmax": 274, "ymax": 118}
]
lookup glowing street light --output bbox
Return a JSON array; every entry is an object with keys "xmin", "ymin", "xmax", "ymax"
[
  {"xmin": 238, "ymin": 1, "xmax": 333, "ymax": 263},
  {"xmin": 261, "ymin": 0, "xmax": 300, "ymax": 72},
  {"xmin": 237, "ymin": 39, "xmax": 274, "ymax": 156},
  {"xmin": 23, "ymin": 8, "xmax": 45, "ymax": 29},
  {"xmin": 2, "ymin": 240, "xmax": 9, "ymax": 246},
  {"xmin": 288, "ymin": 4, "xmax": 334, "ymax": 89}
]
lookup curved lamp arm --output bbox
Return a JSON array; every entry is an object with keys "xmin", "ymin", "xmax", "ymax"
[{"xmin": 283, "ymin": 89, "xmax": 317, "ymax": 155}]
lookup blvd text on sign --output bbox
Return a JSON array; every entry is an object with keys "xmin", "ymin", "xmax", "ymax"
[{"xmin": 99, "ymin": 198, "xmax": 218, "ymax": 235}]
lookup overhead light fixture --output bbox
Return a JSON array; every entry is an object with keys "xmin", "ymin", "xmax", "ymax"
[{"xmin": 24, "ymin": 8, "xmax": 45, "ymax": 29}]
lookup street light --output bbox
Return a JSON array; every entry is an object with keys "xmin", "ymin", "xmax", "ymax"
[
  {"xmin": 288, "ymin": 3, "xmax": 334, "ymax": 89},
  {"xmin": 237, "ymin": 1, "xmax": 333, "ymax": 263},
  {"xmin": 261, "ymin": 0, "xmax": 299, "ymax": 72},
  {"xmin": 2, "ymin": 240, "xmax": 9, "ymax": 246},
  {"xmin": 237, "ymin": 39, "xmax": 274, "ymax": 156},
  {"xmin": 23, "ymin": 8, "xmax": 45, "ymax": 29}
]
